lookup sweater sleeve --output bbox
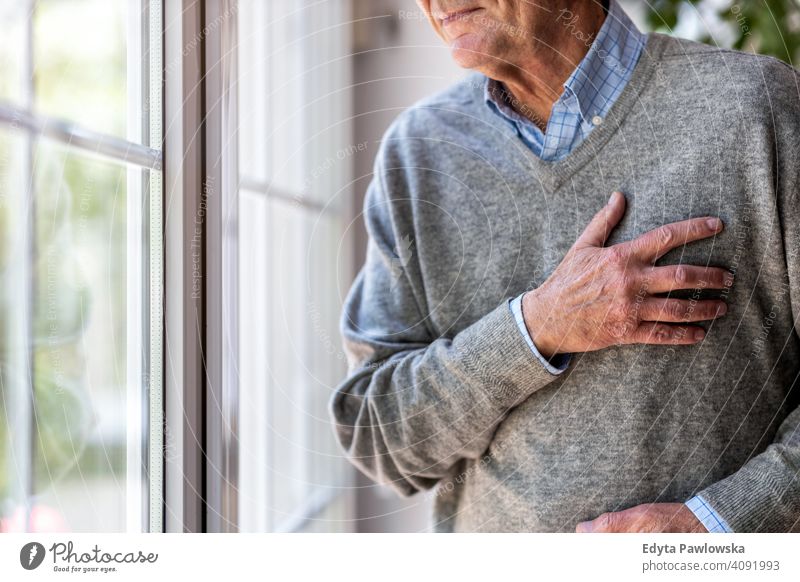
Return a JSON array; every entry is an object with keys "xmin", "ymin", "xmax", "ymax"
[
  {"xmin": 329, "ymin": 172, "xmax": 566, "ymax": 497},
  {"xmin": 696, "ymin": 406, "xmax": 800, "ymax": 532}
]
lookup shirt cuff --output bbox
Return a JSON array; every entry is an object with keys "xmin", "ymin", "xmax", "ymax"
[
  {"xmin": 508, "ymin": 295, "xmax": 571, "ymax": 375},
  {"xmin": 685, "ymin": 495, "xmax": 734, "ymax": 533}
]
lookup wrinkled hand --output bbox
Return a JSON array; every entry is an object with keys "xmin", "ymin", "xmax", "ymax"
[
  {"xmin": 523, "ymin": 191, "xmax": 734, "ymax": 358},
  {"xmin": 576, "ymin": 503, "xmax": 708, "ymax": 533}
]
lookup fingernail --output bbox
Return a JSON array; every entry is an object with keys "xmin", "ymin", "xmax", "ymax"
[
  {"xmin": 694, "ymin": 329, "xmax": 706, "ymax": 341},
  {"xmin": 608, "ymin": 192, "xmax": 618, "ymax": 205},
  {"xmin": 716, "ymin": 302, "xmax": 727, "ymax": 316},
  {"xmin": 707, "ymin": 218, "xmax": 722, "ymax": 231}
]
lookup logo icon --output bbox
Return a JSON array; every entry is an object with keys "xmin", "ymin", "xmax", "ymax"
[{"xmin": 20, "ymin": 542, "xmax": 46, "ymax": 570}]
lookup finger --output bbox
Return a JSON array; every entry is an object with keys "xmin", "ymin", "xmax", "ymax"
[
  {"xmin": 579, "ymin": 512, "xmax": 622, "ymax": 533},
  {"xmin": 638, "ymin": 298, "xmax": 728, "ymax": 323},
  {"xmin": 626, "ymin": 322, "xmax": 707, "ymax": 345},
  {"xmin": 646, "ymin": 265, "xmax": 734, "ymax": 294},
  {"xmin": 575, "ymin": 191, "xmax": 627, "ymax": 248},
  {"xmin": 629, "ymin": 217, "xmax": 723, "ymax": 262}
]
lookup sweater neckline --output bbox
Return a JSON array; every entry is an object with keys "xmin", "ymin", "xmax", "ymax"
[{"xmin": 487, "ymin": 33, "xmax": 671, "ymax": 193}]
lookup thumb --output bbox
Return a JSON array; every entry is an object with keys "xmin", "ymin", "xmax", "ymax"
[{"xmin": 575, "ymin": 191, "xmax": 626, "ymax": 248}]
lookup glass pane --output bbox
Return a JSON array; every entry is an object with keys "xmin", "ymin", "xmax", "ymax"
[
  {"xmin": 0, "ymin": 126, "xmax": 31, "ymax": 531},
  {"xmin": 259, "ymin": 0, "xmax": 353, "ymax": 209},
  {"xmin": 297, "ymin": 495, "xmax": 352, "ymax": 533},
  {"xmin": 302, "ymin": 0, "xmax": 353, "ymax": 210},
  {"xmin": 305, "ymin": 212, "xmax": 349, "ymax": 506},
  {"xmin": 34, "ymin": 0, "xmax": 131, "ymax": 141},
  {"xmin": 237, "ymin": 0, "xmax": 269, "ymax": 183},
  {"xmin": 0, "ymin": 131, "xmax": 145, "ymax": 532},
  {"xmin": 268, "ymin": 201, "xmax": 354, "ymax": 533},
  {"xmin": 0, "ymin": 1, "xmax": 28, "ymax": 105},
  {"xmin": 268, "ymin": 198, "xmax": 311, "ymax": 530},
  {"xmin": 236, "ymin": 0, "xmax": 355, "ymax": 533},
  {"xmin": 238, "ymin": 189, "xmax": 269, "ymax": 533},
  {"xmin": 267, "ymin": 0, "xmax": 305, "ymax": 194},
  {"xmin": 237, "ymin": 190, "xmax": 353, "ymax": 532}
]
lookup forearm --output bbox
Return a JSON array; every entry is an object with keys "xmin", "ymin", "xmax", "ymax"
[{"xmin": 331, "ymin": 300, "xmax": 563, "ymax": 495}]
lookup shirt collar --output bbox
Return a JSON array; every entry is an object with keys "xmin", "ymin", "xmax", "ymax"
[
  {"xmin": 484, "ymin": 0, "xmax": 646, "ymax": 126},
  {"xmin": 564, "ymin": 0, "xmax": 645, "ymax": 122}
]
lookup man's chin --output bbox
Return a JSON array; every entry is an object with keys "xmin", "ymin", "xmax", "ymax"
[{"xmin": 448, "ymin": 33, "xmax": 491, "ymax": 69}]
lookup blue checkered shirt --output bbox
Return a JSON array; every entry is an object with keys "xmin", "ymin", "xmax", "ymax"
[{"xmin": 490, "ymin": 0, "xmax": 732, "ymax": 533}]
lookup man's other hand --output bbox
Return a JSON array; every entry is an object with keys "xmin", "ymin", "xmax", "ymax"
[{"xmin": 576, "ymin": 503, "xmax": 708, "ymax": 533}]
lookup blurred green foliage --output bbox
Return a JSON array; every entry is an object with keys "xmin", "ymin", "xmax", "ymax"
[{"xmin": 647, "ymin": 0, "xmax": 800, "ymax": 64}]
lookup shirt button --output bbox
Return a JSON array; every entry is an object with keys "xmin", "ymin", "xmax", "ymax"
[{"xmin": 592, "ymin": 115, "xmax": 603, "ymax": 126}]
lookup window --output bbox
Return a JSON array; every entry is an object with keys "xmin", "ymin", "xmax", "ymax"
[
  {"xmin": 0, "ymin": 0, "xmax": 162, "ymax": 533},
  {"xmin": 2, "ymin": 0, "xmax": 360, "ymax": 535},
  {"xmin": 237, "ymin": 0, "xmax": 355, "ymax": 532}
]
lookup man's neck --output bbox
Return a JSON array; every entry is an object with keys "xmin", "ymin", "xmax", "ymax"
[{"xmin": 499, "ymin": 4, "xmax": 608, "ymax": 132}]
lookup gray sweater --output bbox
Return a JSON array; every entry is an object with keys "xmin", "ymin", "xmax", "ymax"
[{"xmin": 331, "ymin": 33, "xmax": 800, "ymax": 532}]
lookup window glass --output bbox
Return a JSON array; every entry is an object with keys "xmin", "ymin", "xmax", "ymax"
[
  {"xmin": 0, "ymin": 126, "xmax": 29, "ymax": 530},
  {"xmin": 0, "ymin": 131, "xmax": 142, "ymax": 532},
  {"xmin": 267, "ymin": 0, "xmax": 305, "ymax": 195},
  {"xmin": 0, "ymin": 2, "xmax": 27, "ymax": 105},
  {"xmin": 237, "ymin": 0, "xmax": 269, "ymax": 183},
  {"xmin": 34, "ymin": 0, "xmax": 130, "ymax": 141},
  {"xmin": 237, "ymin": 0, "xmax": 354, "ymax": 533},
  {"xmin": 0, "ymin": 0, "xmax": 158, "ymax": 533}
]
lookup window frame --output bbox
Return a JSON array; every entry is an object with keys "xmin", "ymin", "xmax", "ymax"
[{"xmin": 162, "ymin": 0, "xmax": 239, "ymax": 533}]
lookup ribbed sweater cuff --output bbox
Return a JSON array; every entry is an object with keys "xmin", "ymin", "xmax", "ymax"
[
  {"xmin": 698, "ymin": 460, "xmax": 797, "ymax": 533},
  {"xmin": 452, "ymin": 300, "xmax": 566, "ymax": 409}
]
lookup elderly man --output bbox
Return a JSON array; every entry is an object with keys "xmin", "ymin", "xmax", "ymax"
[{"xmin": 331, "ymin": 0, "xmax": 800, "ymax": 532}]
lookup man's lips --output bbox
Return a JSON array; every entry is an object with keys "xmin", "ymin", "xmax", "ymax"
[{"xmin": 437, "ymin": 7, "xmax": 483, "ymax": 26}]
